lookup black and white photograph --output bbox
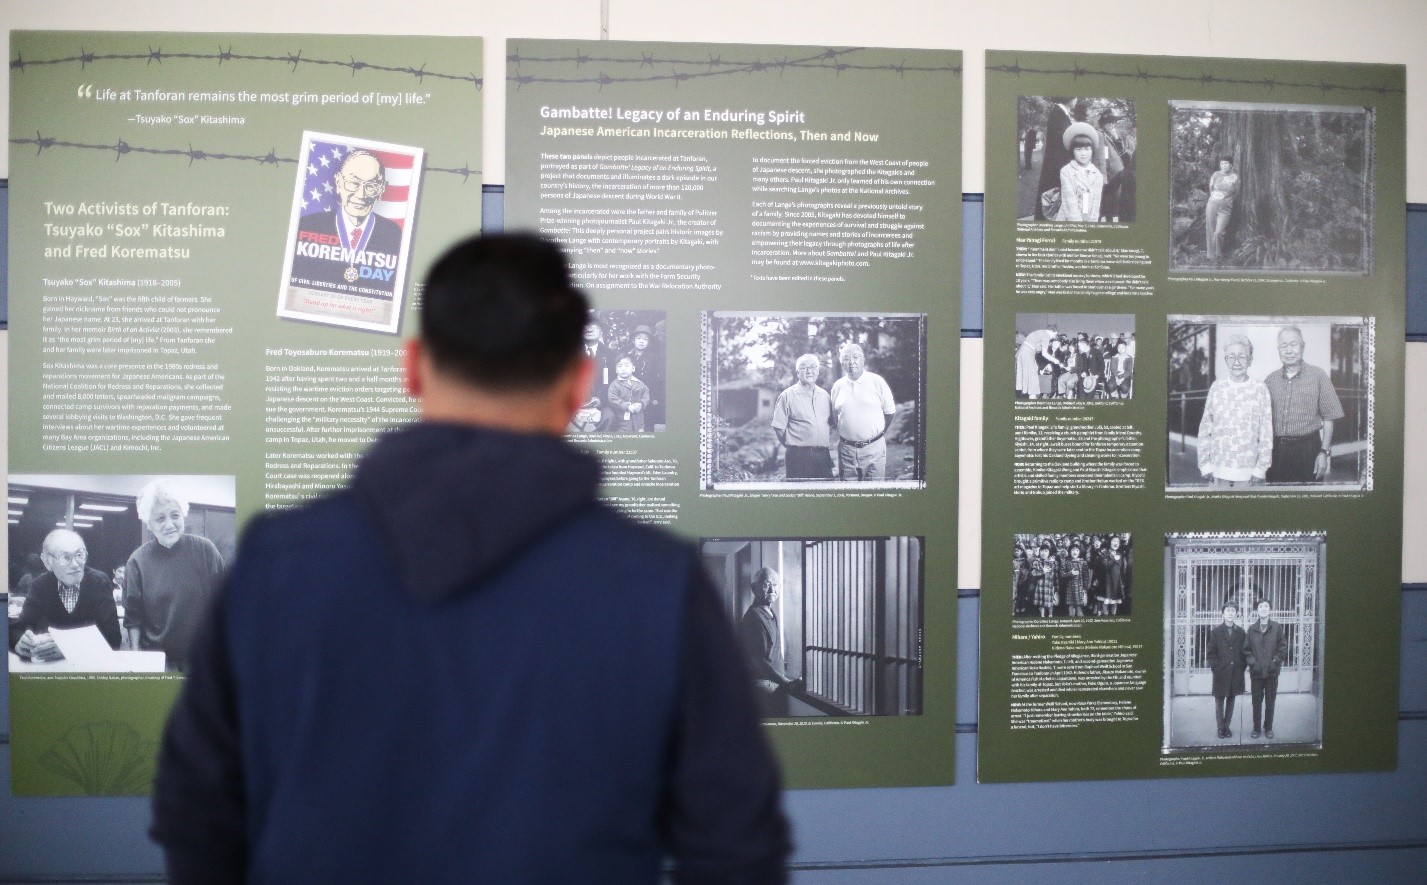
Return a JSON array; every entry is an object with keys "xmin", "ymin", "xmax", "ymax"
[
  {"xmin": 1167, "ymin": 315, "xmax": 1373, "ymax": 492},
  {"xmin": 1163, "ymin": 532, "xmax": 1326, "ymax": 753},
  {"xmin": 568, "ymin": 309, "xmax": 667, "ymax": 434},
  {"xmin": 1013, "ymin": 533, "xmax": 1133, "ymax": 619},
  {"xmin": 1169, "ymin": 101, "xmax": 1375, "ymax": 273},
  {"xmin": 1015, "ymin": 313, "xmax": 1136, "ymax": 401},
  {"xmin": 8, "ymin": 475, "xmax": 236, "ymax": 674},
  {"xmin": 700, "ymin": 312, "xmax": 927, "ymax": 490},
  {"xmin": 700, "ymin": 536, "xmax": 924, "ymax": 719},
  {"xmin": 1018, "ymin": 96, "xmax": 1137, "ymax": 223}
]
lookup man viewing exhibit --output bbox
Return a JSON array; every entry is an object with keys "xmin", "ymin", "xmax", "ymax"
[{"xmin": 151, "ymin": 233, "xmax": 790, "ymax": 883}]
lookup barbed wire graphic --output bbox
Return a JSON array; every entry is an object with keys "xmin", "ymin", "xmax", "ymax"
[
  {"xmin": 988, "ymin": 60, "xmax": 1401, "ymax": 97},
  {"xmin": 508, "ymin": 46, "xmax": 960, "ymax": 89},
  {"xmin": 11, "ymin": 46, "xmax": 482, "ymax": 89},
  {"xmin": 10, "ymin": 132, "xmax": 479, "ymax": 181}
]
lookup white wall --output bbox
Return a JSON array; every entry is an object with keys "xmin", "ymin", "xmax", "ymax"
[
  {"xmin": 2, "ymin": 0, "xmax": 1425, "ymax": 197},
  {"xmin": 3, "ymin": 0, "xmax": 1424, "ymax": 587}
]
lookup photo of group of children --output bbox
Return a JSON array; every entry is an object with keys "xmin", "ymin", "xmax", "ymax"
[{"xmin": 1012, "ymin": 532, "xmax": 1132, "ymax": 619}]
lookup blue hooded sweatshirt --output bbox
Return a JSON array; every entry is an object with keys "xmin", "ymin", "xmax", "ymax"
[{"xmin": 151, "ymin": 422, "xmax": 789, "ymax": 883}]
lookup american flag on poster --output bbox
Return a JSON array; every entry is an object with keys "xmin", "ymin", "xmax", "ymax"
[{"xmin": 299, "ymin": 139, "xmax": 418, "ymax": 229}]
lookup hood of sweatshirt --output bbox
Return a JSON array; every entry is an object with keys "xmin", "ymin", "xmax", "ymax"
[{"xmin": 351, "ymin": 421, "xmax": 601, "ymax": 604}]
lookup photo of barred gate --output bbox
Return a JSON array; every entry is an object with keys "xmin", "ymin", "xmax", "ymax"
[
  {"xmin": 701, "ymin": 537, "xmax": 924, "ymax": 718},
  {"xmin": 1164, "ymin": 533, "xmax": 1326, "ymax": 752}
]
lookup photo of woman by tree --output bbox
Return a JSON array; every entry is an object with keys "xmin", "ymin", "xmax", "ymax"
[{"xmin": 1169, "ymin": 101, "xmax": 1375, "ymax": 273}]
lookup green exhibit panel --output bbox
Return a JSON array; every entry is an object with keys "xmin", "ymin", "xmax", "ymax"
[
  {"xmin": 6, "ymin": 30, "xmax": 484, "ymax": 795},
  {"xmin": 1, "ymin": 12, "xmax": 1425, "ymax": 882},
  {"xmin": 505, "ymin": 39, "xmax": 962, "ymax": 787},
  {"xmin": 979, "ymin": 50, "xmax": 1406, "ymax": 783},
  {"xmin": 3, "ymin": 192, "xmax": 1426, "ymax": 883}
]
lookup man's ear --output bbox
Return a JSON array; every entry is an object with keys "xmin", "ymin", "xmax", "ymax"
[{"xmin": 403, "ymin": 339, "xmax": 425, "ymax": 400}]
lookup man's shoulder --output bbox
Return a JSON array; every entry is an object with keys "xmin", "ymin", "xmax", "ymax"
[
  {"xmin": 564, "ymin": 499, "xmax": 689, "ymax": 558},
  {"xmin": 241, "ymin": 489, "xmax": 367, "ymax": 548},
  {"xmin": 740, "ymin": 603, "xmax": 772, "ymax": 626},
  {"xmin": 225, "ymin": 492, "xmax": 374, "ymax": 582},
  {"xmin": 236, "ymin": 488, "xmax": 694, "ymax": 589}
]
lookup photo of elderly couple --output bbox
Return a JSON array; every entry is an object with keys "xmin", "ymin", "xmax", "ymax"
[
  {"xmin": 7, "ymin": 475, "xmax": 235, "ymax": 673},
  {"xmin": 702, "ymin": 312, "xmax": 927, "ymax": 490},
  {"xmin": 1167, "ymin": 315, "xmax": 1373, "ymax": 492}
]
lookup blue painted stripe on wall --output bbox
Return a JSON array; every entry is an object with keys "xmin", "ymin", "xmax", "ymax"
[{"xmin": 1409, "ymin": 204, "xmax": 1427, "ymax": 340}]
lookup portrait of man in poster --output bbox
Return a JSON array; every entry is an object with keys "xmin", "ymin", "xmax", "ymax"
[{"xmin": 278, "ymin": 132, "xmax": 424, "ymax": 333}]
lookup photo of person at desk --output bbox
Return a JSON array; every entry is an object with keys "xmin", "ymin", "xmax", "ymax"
[{"xmin": 9, "ymin": 529, "xmax": 121, "ymax": 663}]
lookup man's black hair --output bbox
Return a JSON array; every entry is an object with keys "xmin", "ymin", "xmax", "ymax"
[{"xmin": 420, "ymin": 233, "xmax": 590, "ymax": 391}]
